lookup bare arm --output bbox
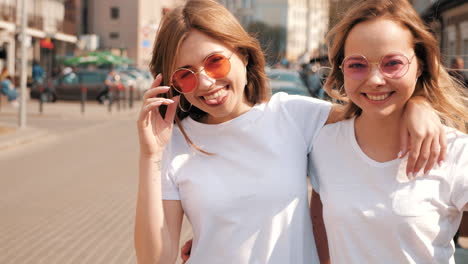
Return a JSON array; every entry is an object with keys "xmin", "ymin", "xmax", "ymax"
[
  {"xmin": 135, "ymin": 156, "xmax": 184, "ymax": 263},
  {"xmin": 310, "ymin": 190, "xmax": 330, "ymax": 264},
  {"xmin": 134, "ymin": 74, "xmax": 183, "ymax": 263}
]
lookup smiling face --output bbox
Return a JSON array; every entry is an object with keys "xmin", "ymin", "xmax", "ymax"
[
  {"xmin": 174, "ymin": 29, "xmax": 252, "ymax": 124},
  {"xmin": 343, "ymin": 18, "xmax": 420, "ymax": 119}
]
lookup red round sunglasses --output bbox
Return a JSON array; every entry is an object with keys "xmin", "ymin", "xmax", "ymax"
[{"xmin": 171, "ymin": 52, "xmax": 233, "ymax": 93}]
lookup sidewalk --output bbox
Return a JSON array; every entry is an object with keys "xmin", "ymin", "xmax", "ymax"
[{"xmin": 0, "ymin": 98, "xmax": 140, "ymax": 151}]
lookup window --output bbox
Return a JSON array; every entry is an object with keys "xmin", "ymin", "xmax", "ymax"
[
  {"xmin": 110, "ymin": 7, "xmax": 119, "ymax": 19},
  {"xmin": 109, "ymin": 32, "xmax": 119, "ymax": 39}
]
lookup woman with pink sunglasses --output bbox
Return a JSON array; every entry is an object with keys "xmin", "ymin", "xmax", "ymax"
[
  {"xmin": 309, "ymin": 1, "xmax": 468, "ymax": 263},
  {"xmin": 134, "ymin": 0, "xmax": 446, "ymax": 263}
]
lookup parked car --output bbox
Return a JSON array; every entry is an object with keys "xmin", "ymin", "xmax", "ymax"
[
  {"xmin": 115, "ymin": 67, "xmax": 153, "ymax": 99},
  {"xmin": 266, "ymin": 68, "xmax": 311, "ymax": 96},
  {"xmin": 30, "ymin": 70, "xmax": 109, "ymax": 101}
]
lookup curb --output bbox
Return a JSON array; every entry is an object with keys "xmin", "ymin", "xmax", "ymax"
[{"xmin": 0, "ymin": 126, "xmax": 49, "ymax": 151}]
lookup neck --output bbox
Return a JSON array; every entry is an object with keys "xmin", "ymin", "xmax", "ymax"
[{"xmin": 354, "ymin": 111, "xmax": 403, "ymax": 162}]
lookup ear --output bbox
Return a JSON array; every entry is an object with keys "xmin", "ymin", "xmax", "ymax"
[
  {"xmin": 240, "ymin": 54, "xmax": 249, "ymax": 66},
  {"xmin": 417, "ymin": 67, "xmax": 422, "ymax": 77},
  {"xmin": 416, "ymin": 58, "xmax": 423, "ymax": 77}
]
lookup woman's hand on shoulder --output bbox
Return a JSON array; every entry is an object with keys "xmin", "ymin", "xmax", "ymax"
[
  {"xmin": 137, "ymin": 73, "xmax": 180, "ymax": 158},
  {"xmin": 400, "ymin": 96, "xmax": 447, "ymax": 177}
]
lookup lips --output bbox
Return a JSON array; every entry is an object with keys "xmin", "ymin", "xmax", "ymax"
[
  {"xmin": 363, "ymin": 92, "xmax": 394, "ymax": 102},
  {"xmin": 200, "ymin": 86, "xmax": 229, "ymax": 105}
]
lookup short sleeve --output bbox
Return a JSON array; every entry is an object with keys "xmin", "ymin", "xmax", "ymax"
[
  {"xmin": 450, "ymin": 135, "xmax": 468, "ymax": 211},
  {"xmin": 308, "ymin": 153, "xmax": 321, "ymax": 193},
  {"xmin": 275, "ymin": 93, "xmax": 332, "ymax": 152},
  {"xmin": 160, "ymin": 146, "xmax": 181, "ymax": 200}
]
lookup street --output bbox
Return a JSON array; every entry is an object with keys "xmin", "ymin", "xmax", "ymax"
[{"xmin": 0, "ymin": 101, "xmax": 192, "ymax": 264}]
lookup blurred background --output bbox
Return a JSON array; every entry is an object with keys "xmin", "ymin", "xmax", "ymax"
[
  {"xmin": 0, "ymin": 0, "xmax": 467, "ymax": 263},
  {"xmin": 0, "ymin": 0, "xmax": 467, "ymax": 103}
]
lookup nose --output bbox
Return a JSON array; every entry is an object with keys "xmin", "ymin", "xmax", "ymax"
[
  {"xmin": 197, "ymin": 70, "xmax": 216, "ymax": 90},
  {"xmin": 366, "ymin": 64, "xmax": 386, "ymax": 86}
]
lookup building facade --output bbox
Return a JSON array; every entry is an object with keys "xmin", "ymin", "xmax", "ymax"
[
  {"xmin": 420, "ymin": 0, "xmax": 468, "ymax": 67},
  {"xmin": 221, "ymin": 0, "xmax": 329, "ymax": 64},
  {"xmin": 86, "ymin": 0, "xmax": 184, "ymax": 69},
  {"xmin": 0, "ymin": 0, "xmax": 78, "ymax": 77}
]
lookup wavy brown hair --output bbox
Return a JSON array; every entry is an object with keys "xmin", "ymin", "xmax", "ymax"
[
  {"xmin": 324, "ymin": 0, "xmax": 467, "ymax": 132},
  {"xmin": 149, "ymin": 0, "xmax": 270, "ymax": 153}
]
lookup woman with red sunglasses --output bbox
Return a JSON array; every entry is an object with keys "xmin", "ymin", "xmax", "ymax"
[
  {"xmin": 309, "ymin": 1, "xmax": 468, "ymax": 263},
  {"xmin": 134, "ymin": 0, "xmax": 446, "ymax": 263}
]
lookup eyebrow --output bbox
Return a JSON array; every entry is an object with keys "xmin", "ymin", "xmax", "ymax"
[{"xmin": 177, "ymin": 50, "xmax": 227, "ymax": 69}]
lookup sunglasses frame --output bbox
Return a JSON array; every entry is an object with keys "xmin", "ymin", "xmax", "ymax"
[
  {"xmin": 170, "ymin": 52, "xmax": 233, "ymax": 94},
  {"xmin": 340, "ymin": 52, "xmax": 415, "ymax": 80}
]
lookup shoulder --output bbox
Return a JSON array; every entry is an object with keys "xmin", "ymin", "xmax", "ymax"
[
  {"xmin": 320, "ymin": 118, "xmax": 351, "ymax": 134},
  {"xmin": 313, "ymin": 119, "xmax": 352, "ymax": 148},
  {"xmin": 269, "ymin": 92, "xmax": 330, "ymax": 106},
  {"xmin": 268, "ymin": 92, "xmax": 331, "ymax": 114}
]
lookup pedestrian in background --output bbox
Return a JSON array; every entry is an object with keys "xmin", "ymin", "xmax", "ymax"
[
  {"xmin": 449, "ymin": 56, "xmax": 467, "ymax": 87},
  {"xmin": 97, "ymin": 69, "xmax": 118, "ymax": 104},
  {"xmin": 309, "ymin": 1, "xmax": 468, "ymax": 263},
  {"xmin": 32, "ymin": 60, "xmax": 45, "ymax": 85},
  {"xmin": 0, "ymin": 67, "xmax": 18, "ymax": 108},
  {"xmin": 134, "ymin": 0, "xmax": 447, "ymax": 263}
]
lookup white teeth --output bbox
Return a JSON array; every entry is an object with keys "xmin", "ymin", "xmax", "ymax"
[
  {"xmin": 366, "ymin": 93, "xmax": 390, "ymax": 101},
  {"xmin": 203, "ymin": 89, "xmax": 227, "ymax": 100}
]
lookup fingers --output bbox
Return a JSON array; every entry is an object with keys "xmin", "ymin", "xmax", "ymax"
[
  {"xmin": 142, "ymin": 73, "xmax": 172, "ymax": 101},
  {"xmin": 406, "ymin": 131, "xmax": 423, "ymax": 177},
  {"xmin": 398, "ymin": 124, "xmax": 409, "ymax": 159},
  {"xmin": 408, "ymin": 125, "xmax": 446, "ymax": 177},
  {"xmin": 137, "ymin": 98, "xmax": 174, "ymax": 124},
  {"xmin": 423, "ymin": 137, "xmax": 440, "ymax": 174},
  {"xmin": 437, "ymin": 126, "xmax": 447, "ymax": 164},
  {"xmin": 180, "ymin": 239, "xmax": 193, "ymax": 263},
  {"xmin": 412, "ymin": 133, "xmax": 432, "ymax": 175},
  {"xmin": 165, "ymin": 96, "xmax": 180, "ymax": 123}
]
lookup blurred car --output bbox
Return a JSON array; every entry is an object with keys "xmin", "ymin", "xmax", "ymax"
[
  {"xmin": 30, "ymin": 70, "xmax": 109, "ymax": 101},
  {"xmin": 116, "ymin": 67, "xmax": 153, "ymax": 98},
  {"xmin": 266, "ymin": 68, "xmax": 311, "ymax": 96}
]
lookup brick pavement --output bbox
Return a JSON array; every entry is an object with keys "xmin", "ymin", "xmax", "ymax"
[{"xmin": 0, "ymin": 99, "xmax": 142, "ymax": 264}]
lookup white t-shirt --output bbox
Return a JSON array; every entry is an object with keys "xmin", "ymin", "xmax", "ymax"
[
  {"xmin": 309, "ymin": 117, "xmax": 468, "ymax": 264},
  {"xmin": 161, "ymin": 92, "xmax": 331, "ymax": 264}
]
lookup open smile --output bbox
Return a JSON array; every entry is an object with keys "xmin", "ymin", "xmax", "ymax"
[
  {"xmin": 199, "ymin": 85, "xmax": 230, "ymax": 106},
  {"xmin": 361, "ymin": 92, "xmax": 395, "ymax": 103}
]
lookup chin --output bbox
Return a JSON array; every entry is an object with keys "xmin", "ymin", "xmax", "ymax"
[{"xmin": 365, "ymin": 107, "xmax": 402, "ymax": 119}]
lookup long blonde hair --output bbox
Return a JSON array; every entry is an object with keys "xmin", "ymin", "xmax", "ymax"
[
  {"xmin": 149, "ymin": 0, "xmax": 270, "ymax": 154},
  {"xmin": 324, "ymin": 0, "xmax": 467, "ymax": 132}
]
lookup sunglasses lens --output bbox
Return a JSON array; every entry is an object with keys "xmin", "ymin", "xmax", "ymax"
[
  {"xmin": 381, "ymin": 54, "xmax": 409, "ymax": 78},
  {"xmin": 172, "ymin": 69, "xmax": 197, "ymax": 93},
  {"xmin": 342, "ymin": 56, "xmax": 369, "ymax": 80},
  {"xmin": 204, "ymin": 54, "xmax": 231, "ymax": 79}
]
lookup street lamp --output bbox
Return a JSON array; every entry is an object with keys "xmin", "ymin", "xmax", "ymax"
[{"xmin": 19, "ymin": 0, "xmax": 28, "ymax": 128}]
